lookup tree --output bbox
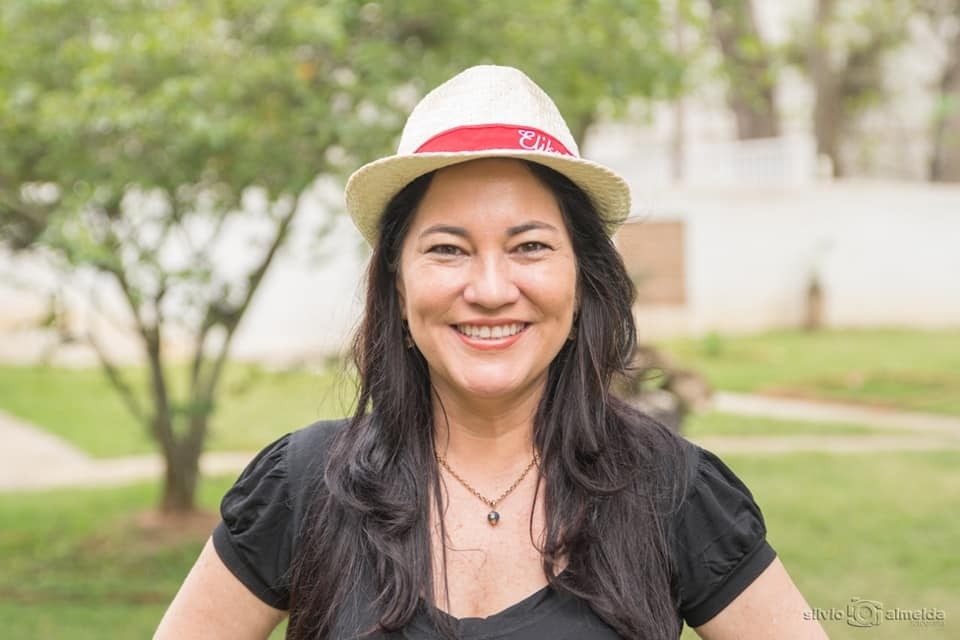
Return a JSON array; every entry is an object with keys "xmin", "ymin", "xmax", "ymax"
[
  {"xmin": 372, "ymin": 0, "xmax": 684, "ymax": 146},
  {"xmin": 0, "ymin": 0, "xmax": 412, "ymax": 510},
  {"xmin": 703, "ymin": 0, "xmax": 781, "ymax": 139},
  {"xmin": 1, "ymin": 0, "xmax": 425, "ymax": 511},
  {"xmin": 1, "ymin": 0, "xmax": 681, "ymax": 513},
  {"xmin": 792, "ymin": 0, "xmax": 913, "ymax": 176},
  {"xmin": 923, "ymin": 0, "xmax": 960, "ymax": 181}
]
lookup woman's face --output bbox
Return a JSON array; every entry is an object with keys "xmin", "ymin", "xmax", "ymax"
[{"xmin": 397, "ymin": 158, "xmax": 578, "ymax": 406}]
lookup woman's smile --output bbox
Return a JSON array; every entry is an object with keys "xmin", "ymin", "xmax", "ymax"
[
  {"xmin": 451, "ymin": 321, "xmax": 530, "ymax": 351},
  {"xmin": 454, "ymin": 322, "xmax": 528, "ymax": 340}
]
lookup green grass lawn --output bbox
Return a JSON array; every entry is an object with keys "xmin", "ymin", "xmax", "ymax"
[
  {"xmin": 728, "ymin": 450, "xmax": 958, "ymax": 639},
  {"xmin": 0, "ymin": 476, "xmax": 287, "ymax": 639},
  {"xmin": 0, "ymin": 361, "xmax": 356, "ymax": 458},
  {"xmin": 2, "ymin": 450, "xmax": 956, "ymax": 640},
  {"xmin": 658, "ymin": 329, "xmax": 960, "ymax": 416},
  {"xmin": 676, "ymin": 449, "xmax": 959, "ymax": 640}
]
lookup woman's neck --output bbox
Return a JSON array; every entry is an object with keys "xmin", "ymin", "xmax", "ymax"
[{"xmin": 431, "ymin": 383, "xmax": 542, "ymax": 474}]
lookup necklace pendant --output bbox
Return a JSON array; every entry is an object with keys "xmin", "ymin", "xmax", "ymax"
[{"xmin": 487, "ymin": 510, "xmax": 500, "ymax": 526}]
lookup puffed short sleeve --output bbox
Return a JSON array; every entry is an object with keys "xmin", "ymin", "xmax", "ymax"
[
  {"xmin": 212, "ymin": 433, "xmax": 294, "ymax": 610},
  {"xmin": 673, "ymin": 445, "xmax": 777, "ymax": 628}
]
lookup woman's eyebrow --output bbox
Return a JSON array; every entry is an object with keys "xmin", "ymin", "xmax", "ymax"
[
  {"xmin": 419, "ymin": 224, "xmax": 468, "ymax": 239},
  {"xmin": 507, "ymin": 221, "xmax": 558, "ymax": 236},
  {"xmin": 418, "ymin": 220, "xmax": 558, "ymax": 240}
]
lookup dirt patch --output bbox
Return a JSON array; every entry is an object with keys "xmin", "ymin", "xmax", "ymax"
[
  {"xmin": 77, "ymin": 508, "xmax": 219, "ymax": 556},
  {"xmin": 131, "ymin": 508, "xmax": 220, "ymax": 547},
  {"xmin": 757, "ymin": 385, "xmax": 903, "ymax": 411},
  {"xmin": 762, "ymin": 370, "xmax": 958, "ymax": 409},
  {"xmin": 0, "ymin": 586, "xmax": 172, "ymax": 605}
]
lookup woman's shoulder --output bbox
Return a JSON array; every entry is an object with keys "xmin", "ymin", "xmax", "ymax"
[
  {"xmin": 287, "ymin": 417, "xmax": 352, "ymax": 473},
  {"xmin": 670, "ymin": 437, "xmax": 777, "ymax": 627},
  {"xmin": 287, "ymin": 416, "xmax": 352, "ymax": 450},
  {"xmin": 673, "ymin": 436, "xmax": 766, "ymax": 520},
  {"xmin": 228, "ymin": 417, "xmax": 351, "ymax": 493},
  {"xmin": 618, "ymin": 406, "xmax": 777, "ymax": 625},
  {"xmin": 211, "ymin": 417, "xmax": 352, "ymax": 610},
  {"xmin": 621, "ymin": 405, "xmax": 755, "ymax": 505}
]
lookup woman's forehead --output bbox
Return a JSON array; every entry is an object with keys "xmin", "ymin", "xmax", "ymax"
[{"xmin": 409, "ymin": 159, "xmax": 565, "ymax": 234}]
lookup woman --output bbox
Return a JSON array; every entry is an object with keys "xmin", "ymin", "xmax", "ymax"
[{"xmin": 156, "ymin": 66, "xmax": 827, "ymax": 639}]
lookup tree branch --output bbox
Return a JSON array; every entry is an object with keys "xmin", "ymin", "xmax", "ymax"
[
  {"xmin": 189, "ymin": 197, "xmax": 301, "ymax": 449},
  {"xmin": 98, "ymin": 219, "xmax": 175, "ymax": 455},
  {"xmin": 86, "ymin": 329, "xmax": 149, "ymax": 429}
]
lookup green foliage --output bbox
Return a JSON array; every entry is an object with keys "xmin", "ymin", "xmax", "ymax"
[
  {"xmin": 783, "ymin": 0, "xmax": 915, "ymax": 111},
  {"xmin": 4, "ymin": 0, "xmax": 399, "ymax": 195},
  {"xmin": 336, "ymin": 0, "xmax": 684, "ymax": 145},
  {"xmin": 699, "ymin": 0, "xmax": 782, "ymax": 137},
  {"xmin": 1, "ymin": 0, "xmax": 680, "ymax": 236},
  {"xmin": 699, "ymin": 330, "xmax": 725, "ymax": 358}
]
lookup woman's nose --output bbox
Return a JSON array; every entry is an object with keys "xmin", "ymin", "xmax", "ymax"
[{"xmin": 462, "ymin": 254, "xmax": 520, "ymax": 308}]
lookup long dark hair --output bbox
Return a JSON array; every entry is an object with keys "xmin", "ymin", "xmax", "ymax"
[{"xmin": 288, "ymin": 161, "xmax": 687, "ymax": 639}]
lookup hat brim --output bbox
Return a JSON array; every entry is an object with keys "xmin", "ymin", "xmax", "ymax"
[{"xmin": 345, "ymin": 150, "xmax": 631, "ymax": 246}]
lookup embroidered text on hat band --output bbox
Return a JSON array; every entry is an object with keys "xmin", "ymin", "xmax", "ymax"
[{"xmin": 414, "ymin": 124, "xmax": 574, "ymax": 156}]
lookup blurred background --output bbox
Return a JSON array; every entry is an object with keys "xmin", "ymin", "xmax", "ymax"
[{"xmin": 0, "ymin": 1, "xmax": 957, "ymax": 638}]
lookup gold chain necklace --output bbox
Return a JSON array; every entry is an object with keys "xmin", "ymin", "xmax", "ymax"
[{"xmin": 435, "ymin": 452, "xmax": 540, "ymax": 526}]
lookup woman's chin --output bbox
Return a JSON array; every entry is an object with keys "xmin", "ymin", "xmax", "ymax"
[{"xmin": 451, "ymin": 374, "xmax": 544, "ymax": 403}]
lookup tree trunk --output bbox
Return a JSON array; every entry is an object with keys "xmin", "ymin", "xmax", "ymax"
[
  {"xmin": 810, "ymin": 0, "xmax": 844, "ymax": 177},
  {"xmin": 161, "ymin": 441, "xmax": 203, "ymax": 512},
  {"xmin": 143, "ymin": 325, "xmax": 206, "ymax": 513},
  {"xmin": 706, "ymin": 0, "xmax": 781, "ymax": 139},
  {"xmin": 931, "ymin": 24, "xmax": 960, "ymax": 181},
  {"xmin": 671, "ymin": 1, "xmax": 687, "ymax": 181},
  {"xmin": 572, "ymin": 113, "xmax": 595, "ymax": 153}
]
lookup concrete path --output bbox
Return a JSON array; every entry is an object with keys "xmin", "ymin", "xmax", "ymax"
[
  {"xmin": 714, "ymin": 391, "xmax": 960, "ymax": 436},
  {"xmin": 0, "ymin": 409, "xmax": 256, "ymax": 491},
  {"xmin": 3, "ymin": 392, "xmax": 960, "ymax": 492},
  {"xmin": 692, "ymin": 434, "xmax": 960, "ymax": 455}
]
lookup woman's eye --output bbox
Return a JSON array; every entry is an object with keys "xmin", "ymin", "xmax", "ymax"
[
  {"xmin": 515, "ymin": 241, "xmax": 550, "ymax": 254},
  {"xmin": 428, "ymin": 244, "xmax": 465, "ymax": 256}
]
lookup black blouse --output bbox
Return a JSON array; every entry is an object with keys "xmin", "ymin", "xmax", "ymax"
[{"xmin": 212, "ymin": 419, "xmax": 776, "ymax": 638}]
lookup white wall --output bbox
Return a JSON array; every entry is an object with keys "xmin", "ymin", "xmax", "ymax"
[
  {"xmin": 0, "ymin": 189, "xmax": 370, "ymax": 366},
  {"xmin": 630, "ymin": 181, "xmax": 960, "ymax": 338}
]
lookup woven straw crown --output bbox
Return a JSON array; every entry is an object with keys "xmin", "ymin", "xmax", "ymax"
[{"xmin": 345, "ymin": 65, "xmax": 631, "ymax": 245}]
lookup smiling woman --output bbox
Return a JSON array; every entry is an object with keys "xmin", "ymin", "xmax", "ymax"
[{"xmin": 156, "ymin": 66, "xmax": 828, "ymax": 640}]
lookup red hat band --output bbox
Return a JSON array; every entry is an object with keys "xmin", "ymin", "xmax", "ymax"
[{"xmin": 414, "ymin": 124, "xmax": 574, "ymax": 157}]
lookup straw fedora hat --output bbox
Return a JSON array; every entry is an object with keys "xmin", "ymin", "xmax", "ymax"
[{"xmin": 344, "ymin": 65, "xmax": 631, "ymax": 245}]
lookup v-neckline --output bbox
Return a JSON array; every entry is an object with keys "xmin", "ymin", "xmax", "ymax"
[{"xmin": 431, "ymin": 581, "xmax": 554, "ymax": 623}]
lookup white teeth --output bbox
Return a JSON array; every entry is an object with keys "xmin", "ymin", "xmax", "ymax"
[{"xmin": 457, "ymin": 323, "xmax": 525, "ymax": 339}]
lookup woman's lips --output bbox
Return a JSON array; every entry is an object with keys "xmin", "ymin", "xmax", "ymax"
[
  {"xmin": 451, "ymin": 323, "xmax": 529, "ymax": 350},
  {"xmin": 455, "ymin": 322, "xmax": 528, "ymax": 339}
]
